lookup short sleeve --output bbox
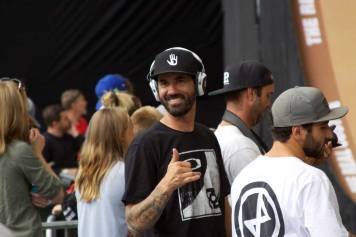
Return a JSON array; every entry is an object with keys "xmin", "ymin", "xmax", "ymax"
[
  {"xmin": 301, "ymin": 172, "xmax": 348, "ymax": 237},
  {"xmin": 122, "ymin": 140, "xmax": 159, "ymax": 205},
  {"xmin": 225, "ymin": 147, "xmax": 260, "ymax": 184},
  {"xmin": 210, "ymin": 132, "xmax": 230, "ymax": 197}
]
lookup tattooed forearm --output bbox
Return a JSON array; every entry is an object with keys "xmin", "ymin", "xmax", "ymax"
[{"xmin": 126, "ymin": 185, "xmax": 171, "ymax": 234}]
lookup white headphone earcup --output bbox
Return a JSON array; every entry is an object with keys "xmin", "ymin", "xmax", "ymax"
[
  {"xmin": 196, "ymin": 72, "xmax": 207, "ymax": 96},
  {"xmin": 149, "ymin": 79, "xmax": 160, "ymax": 102}
]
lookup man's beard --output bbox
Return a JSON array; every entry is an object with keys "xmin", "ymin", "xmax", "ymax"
[
  {"xmin": 160, "ymin": 93, "xmax": 195, "ymax": 117},
  {"xmin": 302, "ymin": 132, "xmax": 325, "ymax": 159},
  {"xmin": 251, "ymin": 99, "xmax": 266, "ymax": 125}
]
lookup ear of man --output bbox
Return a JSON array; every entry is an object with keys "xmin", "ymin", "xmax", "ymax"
[
  {"xmin": 246, "ymin": 87, "xmax": 258, "ymax": 103},
  {"xmin": 291, "ymin": 126, "xmax": 308, "ymax": 143}
]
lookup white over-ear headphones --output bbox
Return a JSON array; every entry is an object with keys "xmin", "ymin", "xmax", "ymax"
[
  {"xmin": 147, "ymin": 60, "xmax": 160, "ymax": 101},
  {"xmin": 147, "ymin": 47, "xmax": 207, "ymax": 102}
]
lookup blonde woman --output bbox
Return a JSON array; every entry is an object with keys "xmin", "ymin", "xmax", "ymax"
[
  {"xmin": 76, "ymin": 108, "xmax": 133, "ymax": 237},
  {"xmin": 101, "ymin": 90, "xmax": 141, "ymax": 115},
  {"xmin": 0, "ymin": 78, "xmax": 64, "ymax": 237}
]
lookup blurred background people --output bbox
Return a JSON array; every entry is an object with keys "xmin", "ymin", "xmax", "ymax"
[
  {"xmin": 95, "ymin": 74, "xmax": 134, "ymax": 110},
  {"xmin": 42, "ymin": 104, "xmax": 81, "ymax": 179},
  {"xmin": 100, "ymin": 90, "xmax": 140, "ymax": 115},
  {"xmin": 75, "ymin": 108, "xmax": 133, "ymax": 237},
  {"xmin": 0, "ymin": 78, "xmax": 64, "ymax": 237},
  {"xmin": 130, "ymin": 105, "xmax": 162, "ymax": 137},
  {"xmin": 61, "ymin": 89, "xmax": 88, "ymax": 137}
]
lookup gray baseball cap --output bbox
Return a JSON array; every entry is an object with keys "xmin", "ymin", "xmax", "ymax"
[{"xmin": 272, "ymin": 87, "xmax": 348, "ymax": 127}]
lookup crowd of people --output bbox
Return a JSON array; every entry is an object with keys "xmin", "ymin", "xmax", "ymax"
[{"xmin": 0, "ymin": 47, "xmax": 355, "ymax": 237}]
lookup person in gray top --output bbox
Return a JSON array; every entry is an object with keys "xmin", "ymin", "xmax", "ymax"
[{"xmin": 0, "ymin": 78, "xmax": 64, "ymax": 237}]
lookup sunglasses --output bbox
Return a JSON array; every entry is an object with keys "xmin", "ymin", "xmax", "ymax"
[{"xmin": 0, "ymin": 77, "xmax": 24, "ymax": 90}]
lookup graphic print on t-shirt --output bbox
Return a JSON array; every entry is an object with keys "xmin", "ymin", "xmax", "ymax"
[
  {"xmin": 178, "ymin": 149, "xmax": 222, "ymax": 221},
  {"xmin": 234, "ymin": 182, "xmax": 284, "ymax": 237}
]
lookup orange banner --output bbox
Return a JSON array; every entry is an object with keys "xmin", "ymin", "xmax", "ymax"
[{"xmin": 292, "ymin": 0, "xmax": 356, "ymax": 201}]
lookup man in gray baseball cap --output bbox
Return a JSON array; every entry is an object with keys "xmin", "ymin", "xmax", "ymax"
[
  {"xmin": 230, "ymin": 86, "xmax": 350, "ymax": 237},
  {"xmin": 272, "ymin": 86, "xmax": 347, "ymax": 127},
  {"xmin": 271, "ymin": 86, "xmax": 347, "ymax": 162},
  {"xmin": 209, "ymin": 61, "xmax": 275, "ymax": 184}
]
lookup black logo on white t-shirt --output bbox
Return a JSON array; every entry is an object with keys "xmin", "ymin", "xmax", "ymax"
[
  {"xmin": 234, "ymin": 182, "xmax": 284, "ymax": 237},
  {"xmin": 178, "ymin": 149, "xmax": 222, "ymax": 221}
]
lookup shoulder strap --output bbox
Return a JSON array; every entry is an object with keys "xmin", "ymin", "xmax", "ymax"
[{"xmin": 222, "ymin": 110, "xmax": 268, "ymax": 154}]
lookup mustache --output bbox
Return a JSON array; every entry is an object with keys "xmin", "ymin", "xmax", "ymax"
[{"xmin": 164, "ymin": 94, "xmax": 185, "ymax": 101}]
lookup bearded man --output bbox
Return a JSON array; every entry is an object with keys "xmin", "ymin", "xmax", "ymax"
[
  {"xmin": 122, "ymin": 47, "xmax": 230, "ymax": 237},
  {"xmin": 231, "ymin": 86, "xmax": 351, "ymax": 237}
]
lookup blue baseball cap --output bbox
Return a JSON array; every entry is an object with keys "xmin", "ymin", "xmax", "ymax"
[
  {"xmin": 95, "ymin": 74, "xmax": 127, "ymax": 110},
  {"xmin": 95, "ymin": 74, "xmax": 127, "ymax": 98}
]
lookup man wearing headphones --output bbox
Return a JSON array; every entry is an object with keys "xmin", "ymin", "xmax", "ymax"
[
  {"xmin": 209, "ymin": 61, "xmax": 274, "ymax": 184},
  {"xmin": 231, "ymin": 87, "xmax": 350, "ymax": 237},
  {"xmin": 122, "ymin": 47, "xmax": 230, "ymax": 237}
]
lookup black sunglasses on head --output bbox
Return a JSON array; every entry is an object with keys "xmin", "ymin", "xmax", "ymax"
[{"xmin": 0, "ymin": 77, "xmax": 24, "ymax": 90}]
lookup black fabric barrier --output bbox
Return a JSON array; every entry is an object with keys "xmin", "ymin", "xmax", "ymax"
[{"xmin": 0, "ymin": 0, "xmax": 224, "ymax": 127}]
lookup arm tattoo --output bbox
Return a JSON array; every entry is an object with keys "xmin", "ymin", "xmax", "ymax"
[{"xmin": 127, "ymin": 186, "xmax": 171, "ymax": 234}]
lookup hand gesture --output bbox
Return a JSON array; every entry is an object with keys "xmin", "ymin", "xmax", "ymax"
[
  {"xmin": 322, "ymin": 140, "xmax": 333, "ymax": 159},
  {"xmin": 29, "ymin": 128, "xmax": 45, "ymax": 155},
  {"xmin": 305, "ymin": 141, "xmax": 333, "ymax": 166},
  {"xmin": 159, "ymin": 148, "xmax": 201, "ymax": 194}
]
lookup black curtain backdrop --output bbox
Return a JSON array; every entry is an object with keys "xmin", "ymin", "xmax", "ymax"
[{"xmin": 0, "ymin": 0, "xmax": 224, "ymax": 127}]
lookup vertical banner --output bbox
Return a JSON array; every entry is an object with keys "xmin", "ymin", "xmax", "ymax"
[{"xmin": 292, "ymin": 0, "xmax": 356, "ymax": 201}]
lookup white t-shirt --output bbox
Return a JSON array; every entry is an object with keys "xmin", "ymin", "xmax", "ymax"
[
  {"xmin": 215, "ymin": 125, "xmax": 261, "ymax": 184},
  {"xmin": 231, "ymin": 155, "xmax": 348, "ymax": 237},
  {"xmin": 76, "ymin": 161, "xmax": 128, "ymax": 237}
]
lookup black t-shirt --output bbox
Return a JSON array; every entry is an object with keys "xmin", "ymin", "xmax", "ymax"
[
  {"xmin": 42, "ymin": 132, "xmax": 81, "ymax": 174},
  {"xmin": 123, "ymin": 122, "xmax": 230, "ymax": 237}
]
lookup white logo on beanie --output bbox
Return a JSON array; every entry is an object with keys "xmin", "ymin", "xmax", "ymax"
[
  {"xmin": 167, "ymin": 54, "xmax": 178, "ymax": 66},
  {"xmin": 224, "ymin": 72, "xmax": 230, "ymax": 85}
]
